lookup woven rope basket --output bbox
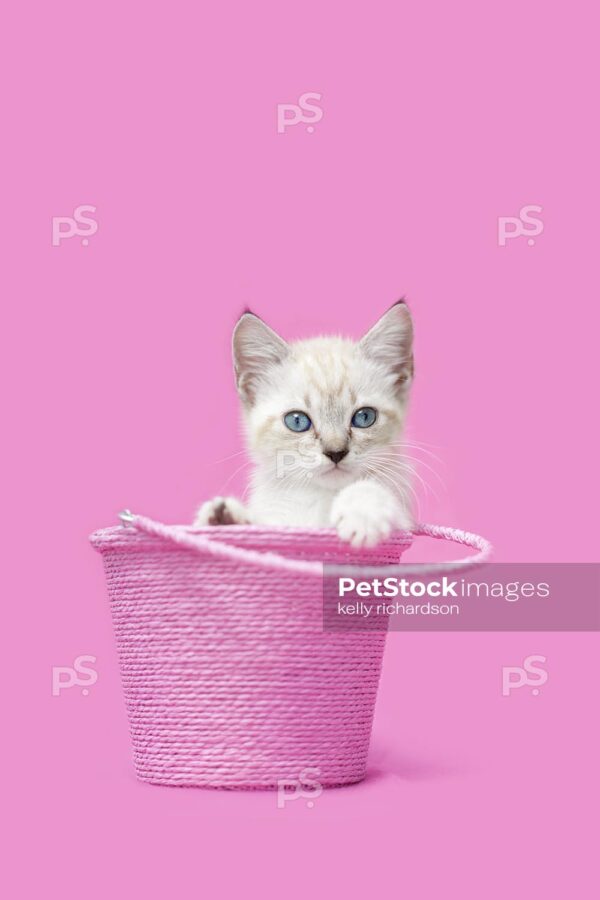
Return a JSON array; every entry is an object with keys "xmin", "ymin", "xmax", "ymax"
[{"xmin": 90, "ymin": 513, "xmax": 490, "ymax": 789}]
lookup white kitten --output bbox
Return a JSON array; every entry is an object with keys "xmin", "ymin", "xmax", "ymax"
[{"xmin": 196, "ymin": 303, "xmax": 415, "ymax": 547}]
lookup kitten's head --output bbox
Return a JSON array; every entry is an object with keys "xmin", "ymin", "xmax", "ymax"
[{"xmin": 232, "ymin": 303, "xmax": 414, "ymax": 489}]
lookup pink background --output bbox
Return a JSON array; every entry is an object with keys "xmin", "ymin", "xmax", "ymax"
[{"xmin": 3, "ymin": 1, "xmax": 598, "ymax": 898}]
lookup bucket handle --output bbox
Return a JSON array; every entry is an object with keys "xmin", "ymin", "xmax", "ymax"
[{"xmin": 118, "ymin": 510, "xmax": 492, "ymax": 577}]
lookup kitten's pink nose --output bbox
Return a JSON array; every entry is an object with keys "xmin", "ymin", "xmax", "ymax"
[{"xmin": 323, "ymin": 448, "xmax": 349, "ymax": 465}]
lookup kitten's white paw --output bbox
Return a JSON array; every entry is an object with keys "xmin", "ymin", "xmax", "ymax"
[
  {"xmin": 330, "ymin": 481, "xmax": 412, "ymax": 548},
  {"xmin": 194, "ymin": 496, "xmax": 251, "ymax": 526}
]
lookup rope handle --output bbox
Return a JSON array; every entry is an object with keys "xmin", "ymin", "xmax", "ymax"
[{"xmin": 118, "ymin": 510, "xmax": 492, "ymax": 577}]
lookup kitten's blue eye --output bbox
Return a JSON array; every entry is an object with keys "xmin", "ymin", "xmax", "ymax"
[
  {"xmin": 351, "ymin": 407, "xmax": 377, "ymax": 428},
  {"xmin": 284, "ymin": 411, "xmax": 312, "ymax": 432}
]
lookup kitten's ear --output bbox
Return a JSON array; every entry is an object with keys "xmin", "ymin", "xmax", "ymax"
[
  {"xmin": 359, "ymin": 301, "xmax": 414, "ymax": 391},
  {"xmin": 232, "ymin": 311, "xmax": 289, "ymax": 405}
]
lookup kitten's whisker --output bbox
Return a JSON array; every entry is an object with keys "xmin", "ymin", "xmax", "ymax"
[
  {"xmin": 372, "ymin": 457, "xmax": 417, "ymax": 477},
  {"xmin": 210, "ymin": 449, "xmax": 249, "ymax": 465},
  {"xmin": 368, "ymin": 455, "xmax": 438, "ymax": 502},
  {"xmin": 375, "ymin": 450, "xmax": 446, "ymax": 491},
  {"xmin": 395, "ymin": 444, "xmax": 445, "ymax": 466},
  {"xmin": 370, "ymin": 471, "xmax": 419, "ymax": 508},
  {"xmin": 363, "ymin": 464, "xmax": 421, "ymax": 520},
  {"xmin": 218, "ymin": 459, "xmax": 254, "ymax": 494},
  {"xmin": 397, "ymin": 436, "xmax": 443, "ymax": 452},
  {"xmin": 395, "ymin": 455, "xmax": 445, "ymax": 491},
  {"xmin": 363, "ymin": 462, "xmax": 419, "ymax": 505},
  {"xmin": 383, "ymin": 462, "xmax": 437, "ymax": 502}
]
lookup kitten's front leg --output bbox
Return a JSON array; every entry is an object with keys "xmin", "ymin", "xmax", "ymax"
[
  {"xmin": 194, "ymin": 496, "xmax": 251, "ymax": 526},
  {"xmin": 330, "ymin": 480, "xmax": 413, "ymax": 548}
]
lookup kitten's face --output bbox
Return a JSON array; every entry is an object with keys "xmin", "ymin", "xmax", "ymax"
[{"xmin": 233, "ymin": 304, "xmax": 414, "ymax": 490}]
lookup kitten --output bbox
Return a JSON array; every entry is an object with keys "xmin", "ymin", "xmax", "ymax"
[{"xmin": 195, "ymin": 302, "xmax": 415, "ymax": 547}]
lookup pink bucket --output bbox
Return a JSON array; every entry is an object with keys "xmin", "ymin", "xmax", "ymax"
[{"xmin": 90, "ymin": 513, "xmax": 490, "ymax": 789}]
